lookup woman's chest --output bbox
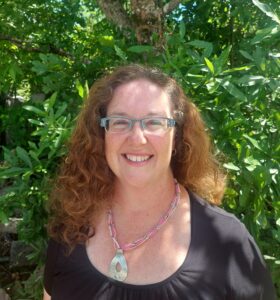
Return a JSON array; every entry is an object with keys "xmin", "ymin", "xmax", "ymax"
[{"xmin": 86, "ymin": 213, "xmax": 191, "ymax": 284}]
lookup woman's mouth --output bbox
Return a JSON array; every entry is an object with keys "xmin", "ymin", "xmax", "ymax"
[{"xmin": 123, "ymin": 154, "xmax": 153, "ymax": 162}]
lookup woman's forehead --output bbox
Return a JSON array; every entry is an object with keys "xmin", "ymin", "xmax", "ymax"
[
  {"xmin": 107, "ymin": 79, "xmax": 172, "ymax": 116},
  {"xmin": 114, "ymin": 79, "xmax": 164, "ymax": 97}
]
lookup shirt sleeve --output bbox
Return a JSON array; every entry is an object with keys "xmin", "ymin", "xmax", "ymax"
[
  {"xmin": 43, "ymin": 239, "xmax": 60, "ymax": 296},
  {"xmin": 227, "ymin": 221, "xmax": 277, "ymax": 300}
]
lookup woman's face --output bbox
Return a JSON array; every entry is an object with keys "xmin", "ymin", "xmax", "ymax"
[{"xmin": 104, "ymin": 79, "xmax": 176, "ymax": 188}]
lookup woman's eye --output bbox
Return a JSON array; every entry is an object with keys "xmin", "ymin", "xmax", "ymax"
[
  {"xmin": 111, "ymin": 119, "xmax": 129, "ymax": 127},
  {"xmin": 146, "ymin": 119, "xmax": 164, "ymax": 127}
]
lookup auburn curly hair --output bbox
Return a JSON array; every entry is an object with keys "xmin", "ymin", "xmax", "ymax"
[{"xmin": 48, "ymin": 64, "xmax": 226, "ymax": 248}]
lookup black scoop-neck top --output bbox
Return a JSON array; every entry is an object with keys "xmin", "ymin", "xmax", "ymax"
[{"xmin": 44, "ymin": 191, "xmax": 276, "ymax": 300}]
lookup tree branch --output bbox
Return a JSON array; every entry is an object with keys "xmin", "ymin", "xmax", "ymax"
[
  {"xmin": 163, "ymin": 0, "xmax": 181, "ymax": 15},
  {"xmin": 96, "ymin": 0, "xmax": 134, "ymax": 30},
  {"xmin": 0, "ymin": 35, "xmax": 73, "ymax": 58}
]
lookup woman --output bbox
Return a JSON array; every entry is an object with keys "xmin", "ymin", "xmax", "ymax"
[{"xmin": 43, "ymin": 64, "xmax": 276, "ymax": 299}]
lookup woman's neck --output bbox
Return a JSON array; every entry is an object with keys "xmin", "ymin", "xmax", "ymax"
[{"xmin": 111, "ymin": 173, "xmax": 176, "ymax": 216}]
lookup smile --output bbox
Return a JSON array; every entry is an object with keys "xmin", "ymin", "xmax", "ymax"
[{"xmin": 124, "ymin": 154, "xmax": 152, "ymax": 162}]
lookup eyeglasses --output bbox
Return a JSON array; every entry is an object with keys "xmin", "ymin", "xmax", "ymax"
[{"xmin": 100, "ymin": 116, "xmax": 176, "ymax": 134}]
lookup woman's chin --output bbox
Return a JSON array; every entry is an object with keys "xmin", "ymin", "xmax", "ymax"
[{"xmin": 115, "ymin": 174, "xmax": 154, "ymax": 189}]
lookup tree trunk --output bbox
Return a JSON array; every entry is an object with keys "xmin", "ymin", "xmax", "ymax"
[{"xmin": 97, "ymin": 0, "xmax": 181, "ymax": 44}]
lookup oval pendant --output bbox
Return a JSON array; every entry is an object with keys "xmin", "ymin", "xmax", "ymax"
[{"xmin": 109, "ymin": 249, "xmax": 128, "ymax": 282}]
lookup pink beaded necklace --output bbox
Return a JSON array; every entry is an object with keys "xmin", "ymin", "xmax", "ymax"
[{"xmin": 108, "ymin": 180, "xmax": 181, "ymax": 281}]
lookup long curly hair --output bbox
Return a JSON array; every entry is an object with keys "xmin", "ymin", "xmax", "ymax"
[{"xmin": 48, "ymin": 64, "xmax": 226, "ymax": 247}]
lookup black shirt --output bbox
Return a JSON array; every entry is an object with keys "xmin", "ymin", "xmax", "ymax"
[{"xmin": 44, "ymin": 191, "xmax": 276, "ymax": 299}]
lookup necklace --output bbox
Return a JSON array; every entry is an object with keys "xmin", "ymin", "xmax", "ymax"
[{"xmin": 107, "ymin": 180, "xmax": 180, "ymax": 281}]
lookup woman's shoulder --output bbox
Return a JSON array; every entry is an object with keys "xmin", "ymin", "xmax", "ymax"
[
  {"xmin": 188, "ymin": 190, "xmax": 253, "ymax": 243},
  {"xmin": 188, "ymin": 190, "xmax": 276, "ymax": 299},
  {"xmin": 189, "ymin": 190, "xmax": 241, "ymax": 220},
  {"xmin": 45, "ymin": 238, "xmax": 86, "ymax": 261}
]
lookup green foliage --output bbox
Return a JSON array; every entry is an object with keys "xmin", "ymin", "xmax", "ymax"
[
  {"xmin": 0, "ymin": 94, "xmax": 73, "ymax": 257},
  {"xmin": 0, "ymin": 0, "xmax": 279, "ymax": 298},
  {"xmin": 10, "ymin": 266, "xmax": 44, "ymax": 300}
]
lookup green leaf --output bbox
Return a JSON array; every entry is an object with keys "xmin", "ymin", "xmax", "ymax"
[
  {"xmin": 223, "ymin": 66, "xmax": 252, "ymax": 74},
  {"xmin": 76, "ymin": 79, "xmax": 84, "ymax": 98},
  {"xmin": 0, "ymin": 211, "xmax": 9, "ymax": 224},
  {"xmin": 216, "ymin": 46, "xmax": 232, "ymax": 73},
  {"xmin": 187, "ymin": 40, "xmax": 213, "ymax": 57},
  {"xmin": 238, "ymin": 75, "xmax": 266, "ymax": 86},
  {"xmin": 16, "ymin": 146, "xmax": 32, "ymax": 168},
  {"xmin": 29, "ymin": 151, "xmax": 41, "ymax": 164},
  {"xmin": 239, "ymin": 187, "xmax": 249, "ymax": 207},
  {"xmin": 239, "ymin": 50, "xmax": 254, "ymax": 61},
  {"xmin": 256, "ymin": 211, "xmax": 268, "ymax": 229},
  {"xmin": 251, "ymin": 25, "xmax": 280, "ymax": 44},
  {"xmin": 206, "ymin": 79, "xmax": 220, "ymax": 93},
  {"xmin": 9, "ymin": 65, "xmax": 16, "ymax": 81},
  {"xmin": 127, "ymin": 45, "xmax": 153, "ymax": 54},
  {"xmin": 179, "ymin": 21, "xmax": 186, "ymax": 39},
  {"xmin": 221, "ymin": 80, "xmax": 247, "ymax": 101},
  {"xmin": 252, "ymin": 0, "xmax": 280, "ymax": 24},
  {"xmin": 245, "ymin": 165, "xmax": 257, "ymax": 172},
  {"xmin": 3, "ymin": 147, "xmax": 17, "ymax": 165},
  {"xmin": 223, "ymin": 163, "xmax": 240, "ymax": 171},
  {"xmin": 31, "ymin": 61, "xmax": 47, "ymax": 75},
  {"xmin": 98, "ymin": 35, "xmax": 114, "ymax": 47},
  {"xmin": 0, "ymin": 167, "xmax": 25, "ymax": 179},
  {"xmin": 270, "ymin": 169, "xmax": 278, "ymax": 184},
  {"xmin": 269, "ymin": 52, "xmax": 280, "ymax": 58},
  {"xmin": 204, "ymin": 57, "xmax": 215, "ymax": 74},
  {"xmin": 264, "ymin": 255, "xmax": 277, "ymax": 261},
  {"xmin": 243, "ymin": 134, "xmax": 263, "ymax": 151},
  {"xmin": 84, "ymin": 80, "xmax": 89, "ymax": 100},
  {"xmin": 114, "ymin": 45, "xmax": 127, "ymax": 61},
  {"xmin": 272, "ymin": 229, "xmax": 280, "ymax": 243},
  {"xmin": 23, "ymin": 105, "xmax": 46, "ymax": 117},
  {"xmin": 28, "ymin": 119, "xmax": 44, "ymax": 126},
  {"xmin": 28, "ymin": 142, "xmax": 38, "ymax": 151},
  {"xmin": 55, "ymin": 103, "xmax": 67, "ymax": 119},
  {"xmin": 244, "ymin": 156, "xmax": 261, "ymax": 166},
  {"xmin": 44, "ymin": 93, "xmax": 57, "ymax": 112}
]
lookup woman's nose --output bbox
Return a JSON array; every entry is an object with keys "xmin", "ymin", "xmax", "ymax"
[{"xmin": 128, "ymin": 121, "xmax": 147, "ymax": 144}]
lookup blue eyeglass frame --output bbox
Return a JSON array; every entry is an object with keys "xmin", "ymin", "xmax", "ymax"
[{"xmin": 100, "ymin": 116, "xmax": 176, "ymax": 131}]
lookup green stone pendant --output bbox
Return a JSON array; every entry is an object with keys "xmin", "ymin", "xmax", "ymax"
[{"xmin": 109, "ymin": 249, "xmax": 128, "ymax": 281}]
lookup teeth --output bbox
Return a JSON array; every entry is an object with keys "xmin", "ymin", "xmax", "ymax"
[{"xmin": 126, "ymin": 154, "xmax": 150, "ymax": 162}]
